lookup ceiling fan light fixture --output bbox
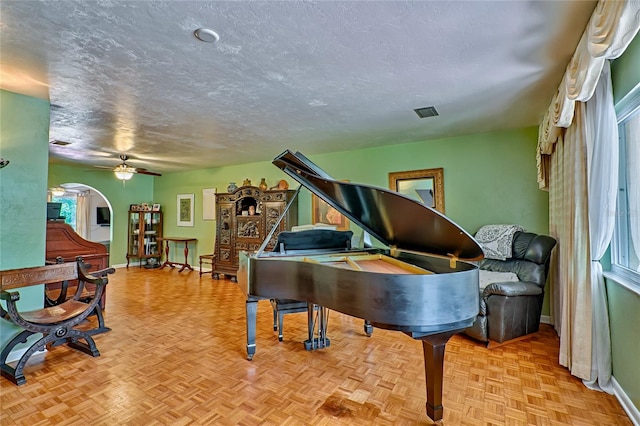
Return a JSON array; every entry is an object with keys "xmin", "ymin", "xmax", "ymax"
[
  {"xmin": 114, "ymin": 164, "xmax": 135, "ymax": 180},
  {"xmin": 50, "ymin": 186, "xmax": 66, "ymax": 197}
]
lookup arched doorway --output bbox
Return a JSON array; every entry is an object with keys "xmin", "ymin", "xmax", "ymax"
[{"xmin": 48, "ymin": 183, "xmax": 113, "ymax": 252}]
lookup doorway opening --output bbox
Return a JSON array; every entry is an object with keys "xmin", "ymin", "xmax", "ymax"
[{"xmin": 48, "ymin": 183, "xmax": 112, "ymax": 251}]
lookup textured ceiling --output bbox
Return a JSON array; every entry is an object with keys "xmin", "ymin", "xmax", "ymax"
[{"xmin": 0, "ymin": 1, "xmax": 596, "ymax": 173}]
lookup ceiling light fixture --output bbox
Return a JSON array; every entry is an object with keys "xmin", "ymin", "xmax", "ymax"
[
  {"xmin": 194, "ymin": 28, "xmax": 220, "ymax": 43},
  {"xmin": 114, "ymin": 164, "xmax": 135, "ymax": 180},
  {"xmin": 50, "ymin": 186, "xmax": 66, "ymax": 197}
]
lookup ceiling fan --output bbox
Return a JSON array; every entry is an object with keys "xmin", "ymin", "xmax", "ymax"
[{"xmin": 94, "ymin": 155, "xmax": 162, "ymax": 180}]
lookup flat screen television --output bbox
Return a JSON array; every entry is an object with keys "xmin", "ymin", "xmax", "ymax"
[
  {"xmin": 96, "ymin": 206, "xmax": 110, "ymax": 226},
  {"xmin": 46, "ymin": 202, "xmax": 63, "ymax": 220}
]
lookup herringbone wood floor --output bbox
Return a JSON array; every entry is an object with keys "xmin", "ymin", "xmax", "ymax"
[{"xmin": 0, "ymin": 267, "xmax": 632, "ymax": 425}]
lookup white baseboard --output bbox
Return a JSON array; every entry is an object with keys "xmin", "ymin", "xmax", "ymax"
[
  {"xmin": 540, "ymin": 315, "xmax": 552, "ymax": 325},
  {"xmin": 612, "ymin": 376, "xmax": 640, "ymax": 425},
  {"xmin": 111, "ymin": 262, "xmax": 139, "ymax": 269}
]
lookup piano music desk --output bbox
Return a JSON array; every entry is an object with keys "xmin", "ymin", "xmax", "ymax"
[{"xmin": 157, "ymin": 237, "xmax": 197, "ymax": 272}]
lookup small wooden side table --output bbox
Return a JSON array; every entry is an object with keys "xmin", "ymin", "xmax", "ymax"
[
  {"xmin": 199, "ymin": 254, "xmax": 215, "ymax": 278},
  {"xmin": 157, "ymin": 237, "xmax": 197, "ymax": 272}
]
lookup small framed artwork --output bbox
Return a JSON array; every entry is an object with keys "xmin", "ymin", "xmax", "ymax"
[
  {"xmin": 177, "ymin": 193, "xmax": 194, "ymax": 227},
  {"xmin": 152, "ymin": 203, "xmax": 161, "ymax": 211},
  {"xmin": 312, "ymin": 195, "xmax": 349, "ymax": 231}
]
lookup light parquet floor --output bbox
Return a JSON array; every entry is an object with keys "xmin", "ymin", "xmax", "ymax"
[{"xmin": 0, "ymin": 267, "xmax": 632, "ymax": 425}]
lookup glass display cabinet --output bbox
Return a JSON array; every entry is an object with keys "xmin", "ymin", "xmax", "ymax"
[{"xmin": 126, "ymin": 210, "xmax": 163, "ymax": 267}]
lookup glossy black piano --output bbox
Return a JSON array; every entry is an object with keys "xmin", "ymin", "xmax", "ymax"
[{"xmin": 237, "ymin": 150, "xmax": 484, "ymax": 422}]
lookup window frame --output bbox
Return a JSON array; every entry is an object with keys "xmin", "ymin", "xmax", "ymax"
[{"xmin": 610, "ymin": 84, "xmax": 640, "ymax": 293}]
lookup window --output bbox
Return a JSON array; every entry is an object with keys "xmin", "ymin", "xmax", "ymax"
[
  {"xmin": 612, "ymin": 90, "xmax": 640, "ymax": 287},
  {"xmin": 52, "ymin": 194, "xmax": 77, "ymax": 230}
]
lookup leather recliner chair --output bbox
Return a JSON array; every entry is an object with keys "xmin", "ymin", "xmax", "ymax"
[{"xmin": 464, "ymin": 231, "xmax": 557, "ymax": 346}]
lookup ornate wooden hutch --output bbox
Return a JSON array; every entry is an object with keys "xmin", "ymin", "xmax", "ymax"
[{"xmin": 213, "ymin": 186, "xmax": 297, "ymax": 281}]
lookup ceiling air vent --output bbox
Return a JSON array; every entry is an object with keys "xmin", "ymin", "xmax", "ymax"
[
  {"xmin": 414, "ymin": 106, "xmax": 439, "ymax": 118},
  {"xmin": 50, "ymin": 140, "xmax": 71, "ymax": 146}
]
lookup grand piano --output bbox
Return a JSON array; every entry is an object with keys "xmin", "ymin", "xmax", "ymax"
[{"xmin": 237, "ymin": 150, "xmax": 484, "ymax": 422}]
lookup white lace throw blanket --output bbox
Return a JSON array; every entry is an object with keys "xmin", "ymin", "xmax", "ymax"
[{"xmin": 475, "ymin": 224, "xmax": 525, "ymax": 260}]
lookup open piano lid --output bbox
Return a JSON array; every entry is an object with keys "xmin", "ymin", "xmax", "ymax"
[{"xmin": 273, "ymin": 150, "xmax": 484, "ymax": 262}]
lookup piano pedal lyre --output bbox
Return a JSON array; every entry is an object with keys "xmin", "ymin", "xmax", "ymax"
[{"xmin": 303, "ymin": 303, "xmax": 330, "ymax": 351}]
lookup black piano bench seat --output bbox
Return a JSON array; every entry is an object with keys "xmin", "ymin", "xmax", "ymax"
[
  {"xmin": 0, "ymin": 260, "xmax": 114, "ymax": 385},
  {"xmin": 270, "ymin": 298, "xmax": 308, "ymax": 341}
]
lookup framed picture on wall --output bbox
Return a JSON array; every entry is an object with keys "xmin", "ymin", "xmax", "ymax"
[
  {"xmin": 388, "ymin": 168, "xmax": 445, "ymax": 214},
  {"xmin": 312, "ymin": 195, "xmax": 349, "ymax": 231},
  {"xmin": 177, "ymin": 193, "xmax": 194, "ymax": 227}
]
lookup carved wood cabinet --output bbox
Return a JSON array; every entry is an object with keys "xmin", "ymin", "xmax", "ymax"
[{"xmin": 213, "ymin": 186, "xmax": 297, "ymax": 280}]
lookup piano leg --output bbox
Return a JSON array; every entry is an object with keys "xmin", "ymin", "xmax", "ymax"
[
  {"xmin": 418, "ymin": 329, "xmax": 461, "ymax": 423},
  {"xmin": 245, "ymin": 299, "xmax": 258, "ymax": 360},
  {"xmin": 363, "ymin": 320, "xmax": 373, "ymax": 337},
  {"xmin": 304, "ymin": 303, "xmax": 330, "ymax": 351}
]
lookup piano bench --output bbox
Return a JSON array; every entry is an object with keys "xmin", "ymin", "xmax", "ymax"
[
  {"xmin": 0, "ymin": 261, "xmax": 114, "ymax": 385},
  {"xmin": 270, "ymin": 299, "xmax": 311, "ymax": 341},
  {"xmin": 199, "ymin": 254, "xmax": 215, "ymax": 278}
]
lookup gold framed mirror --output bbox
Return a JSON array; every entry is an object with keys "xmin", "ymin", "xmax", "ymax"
[{"xmin": 388, "ymin": 168, "xmax": 445, "ymax": 213}]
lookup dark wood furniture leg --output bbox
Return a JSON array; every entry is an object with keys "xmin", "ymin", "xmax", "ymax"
[
  {"xmin": 178, "ymin": 240, "xmax": 193, "ymax": 272},
  {"xmin": 418, "ymin": 330, "xmax": 460, "ymax": 423},
  {"xmin": 160, "ymin": 240, "xmax": 171, "ymax": 269}
]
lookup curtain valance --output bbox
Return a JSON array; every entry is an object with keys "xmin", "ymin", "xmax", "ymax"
[{"xmin": 537, "ymin": 0, "xmax": 640, "ymax": 189}]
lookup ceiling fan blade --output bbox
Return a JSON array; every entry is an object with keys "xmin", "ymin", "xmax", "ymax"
[
  {"xmin": 92, "ymin": 165, "xmax": 114, "ymax": 170},
  {"xmin": 135, "ymin": 169, "xmax": 162, "ymax": 177}
]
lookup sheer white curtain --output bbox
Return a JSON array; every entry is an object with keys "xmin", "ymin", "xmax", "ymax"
[
  {"xmin": 76, "ymin": 191, "xmax": 90, "ymax": 239},
  {"xmin": 584, "ymin": 61, "xmax": 618, "ymax": 392}
]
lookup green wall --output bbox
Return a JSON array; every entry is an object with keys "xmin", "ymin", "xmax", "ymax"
[
  {"xmin": 0, "ymin": 90, "xmax": 50, "ymax": 349},
  {"xmin": 309, "ymin": 126, "xmax": 548, "ymax": 235},
  {"xmin": 48, "ymin": 163, "xmax": 155, "ymax": 266},
  {"xmin": 153, "ymin": 161, "xmax": 304, "ymax": 267},
  {"xmin": 154, "ymin": 126, "xmax": 548, "ymax": 281},
  {"xmin": 606, "ymin": 280, "xmax": 640, "ymax": 408},
  {"xmin": 612, "ymin": 33, "xmax": 640, "ymax": 104},
  {"xmin": 608, "ymin": 32, "xmax": 640, "ymax": 411}
]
